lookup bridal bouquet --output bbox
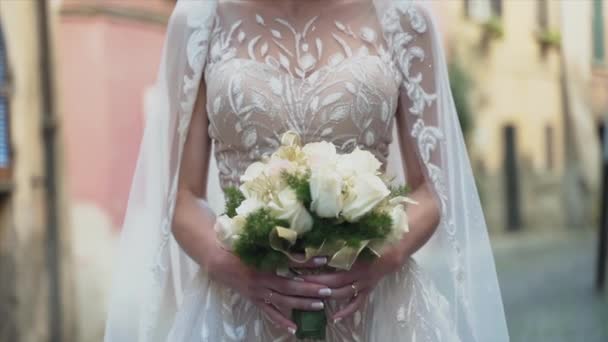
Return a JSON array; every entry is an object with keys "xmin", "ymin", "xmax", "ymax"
[{"xmin": 215, "ymin": 131, "xmax": 414, "ymax": 339}]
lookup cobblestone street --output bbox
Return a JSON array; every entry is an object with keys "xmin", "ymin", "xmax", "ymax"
[{"xmin": 492, "ymin": 229, "xmax": 608, "ymax": 342}]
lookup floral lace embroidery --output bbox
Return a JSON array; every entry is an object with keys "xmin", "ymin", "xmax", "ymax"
[
  {"xmin": 382, "ymin": 2, "xmax": 474, "ymax": 339},
  {"xmin": 205, "ymin": 9, "xmax": 401, "ymax": 190}
]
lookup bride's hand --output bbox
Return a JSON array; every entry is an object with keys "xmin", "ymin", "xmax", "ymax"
[
  {"xmin": 204, "ymin": 241, "xmax": 332, "ymax": 334},
  {"xmin": 301, "ymin": 246, "xmax": 406, "ymax": 324}
]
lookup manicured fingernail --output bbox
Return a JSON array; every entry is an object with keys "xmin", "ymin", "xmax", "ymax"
[
  {"xmin": 293, "ymin": 277, "xmax": 304, "ymax": 282},
  {"xmin": 288, "ymin": 327, "xmax": 296, "ymax": 335},
  {"xmin": 311, "ymin": 301, "xmax": 324, "ymax": 310},
  {"xmin": 314, "ymin": 256, "xmax": 327, "ymax": 265},
  {"xmin": 333, "ymin": 317, "xmax": 342, "ymax": 324},
  {"xmin": 319, "ymin": 288, "xmax": 332, "ymax": 297}
]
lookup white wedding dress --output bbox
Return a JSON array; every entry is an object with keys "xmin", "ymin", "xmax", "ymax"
[{"xmin": 104, "ymin": 1, "xmax": 509, "ymax": 341}]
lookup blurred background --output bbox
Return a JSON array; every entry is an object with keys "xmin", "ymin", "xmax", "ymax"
[{"xmin": 0, "ymin": 0, "xmax": 606, "ymax": 341}]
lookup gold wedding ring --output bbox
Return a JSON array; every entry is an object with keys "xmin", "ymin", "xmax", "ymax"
[
  {"xmin": 264, "ymin": 291, "xmax": 274, "ymax": 304},
  {"xmin": 351, "ymin": 282, "xmax": 359, "ymax": 298}
]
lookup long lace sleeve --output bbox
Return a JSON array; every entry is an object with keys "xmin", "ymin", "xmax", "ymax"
[
  {"xmin": 380, "ymin": 2, "xmax": 509, "ymax": 341},
  {"xmin": 391, "ymin": 5, "xmax": 442, "ymax": 204}
]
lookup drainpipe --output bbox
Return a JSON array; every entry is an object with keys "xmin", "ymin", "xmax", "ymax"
[
  {"xmin": 36, "ymin": 1, "xmax": 62, "ymax": 341},
  {"xmin": 598, "ymin": 117, "xmax": 608, "ymax": 292}
]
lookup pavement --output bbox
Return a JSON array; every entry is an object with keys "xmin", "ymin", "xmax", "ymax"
[{"xmin": 491, "ymin": 229, "xmax": 608, "ymax": 342}]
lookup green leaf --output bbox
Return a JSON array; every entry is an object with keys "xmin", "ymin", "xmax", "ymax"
[{"xmin": 224, "ymin": 186, "xmax": 245, "ymax": 218}]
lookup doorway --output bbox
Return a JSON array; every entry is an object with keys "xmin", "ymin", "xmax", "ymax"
[{"xmin": 503, "ymin": 125, "xmax": 522, "ymax": 231}]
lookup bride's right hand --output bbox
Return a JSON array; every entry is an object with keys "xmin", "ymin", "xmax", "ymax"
[{"xmin": 203, "ymin": 238, "xmax": 332, "ymax": 334}]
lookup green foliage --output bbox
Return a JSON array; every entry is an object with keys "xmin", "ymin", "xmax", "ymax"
[
  {"xmin": 482, "ymin": 16, "xmax": 504, "ymax": 40},
  {"xmin": 281, "ymin": 170, "xmax": 312, "ymax": 207},
  {"xmin": 233, "ymin": 208, "xmax": 289, "ymax": 270},
  {"xmin": 224, "ymin": 186, "xmax": 245, "ymax": 218},
  {"xmin": 536, "ymin": 29, "xmax": 561, "ymax": 49},
  {"xmin": 389, "ymin": 184, "xmax": 411, "ymax": 198},
  {"xmin": 298, "ymin": 211, "xmax": 393, "ymax": 249},
  {"xmin": 448, "ymin": 59, "xmax": 473, "ymax": 140}
]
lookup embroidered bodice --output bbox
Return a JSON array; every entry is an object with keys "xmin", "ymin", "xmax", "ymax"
[
  {"xmin": 165, "ymin": 2, "xmax": 464, "ymax": 341},
  {"xmin": 205, "ymin": 0, "xmax": 404, "ymax": 189}
]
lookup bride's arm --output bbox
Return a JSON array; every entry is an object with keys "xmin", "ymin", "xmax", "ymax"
[
  {"xmin": 390, "ymin": 76, "xmax": 441, "ymax": 264},
  {"xmin": 171, "ymin": 80, "xmax": 217, "ymax": 267}
]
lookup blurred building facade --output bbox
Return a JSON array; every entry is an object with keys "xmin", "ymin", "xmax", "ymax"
[
  {"xmin": 0, "ymin": 1, "xmax": 74, "ymax": 342},
  {"xmin": 2, "ymin": 1, "xmax": 606, "ymax": 342},
  {"xmin": 0, "ymin": 1, "xmax": 173, "ymax": 341},
  {"xmin": 433, "ymin": 0, "xmax": 606, "ymax": 232},
  {"xmin": 57, "ymin": 0, "xmax": 172, "ymax": 341},
  {"xmin": 591, "ymin": 1, "xmax": 608, "ymax": 144}
]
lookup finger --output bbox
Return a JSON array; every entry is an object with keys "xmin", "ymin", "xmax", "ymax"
[
  {"xmin": 301, "ymin": 270, "xmax": 361, "ymax": 288},
  {"xmin": 328, "ymin": 280, "xmax": 370, "ymax": 300},
  {"xmin": 260, "ymin": 275, "xmax": 333, "ymax": 298},
  {"xmin": 331, "ymin": 291, "xmax": 368, "ymax": 323},
  {"xmin": 258, "ymin": 301, "xmax": 297, "ymax": 336},
  {"xmin": 288, "ymin": 255, "xmax": 328, "ymax": 269},
  {"xmin": 270, "ymin": 291, "xmax": 326, "ymax": 311}
]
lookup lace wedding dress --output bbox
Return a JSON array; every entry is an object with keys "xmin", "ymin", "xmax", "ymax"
[{"xmin": 104, "ymin": 1, "xmax": 509, "ymax": 341}]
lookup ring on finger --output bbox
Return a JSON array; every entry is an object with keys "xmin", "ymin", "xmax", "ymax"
[
  {"xmin": 264, "ymin": 290, "xmax": 274, "ymax": 304},
  {"xmin": 351, "ymin": 282, "xmax": 359, "ymax": 298}
]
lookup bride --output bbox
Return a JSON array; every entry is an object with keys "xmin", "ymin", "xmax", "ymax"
[{"xmin": 104, "ymin": 0, "xmax": 509, "ymax": 341}]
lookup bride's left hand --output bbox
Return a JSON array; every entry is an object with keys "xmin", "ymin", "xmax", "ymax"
[{"xmin": 300, "ymin": 245, "xmax": 407, "ymax": 324}]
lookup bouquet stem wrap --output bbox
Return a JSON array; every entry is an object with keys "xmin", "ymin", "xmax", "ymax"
[{"xmin": 293, "ymin": 309, "xmax": 327, "ymax": 340}]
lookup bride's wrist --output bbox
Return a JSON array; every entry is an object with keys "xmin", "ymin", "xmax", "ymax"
[{"xmin": 380, "ymin": 243, "xmax": 409, "ymax": 275}]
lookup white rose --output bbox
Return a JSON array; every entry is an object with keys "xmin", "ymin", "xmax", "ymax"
[
  {"xmin": 240, "ymin": 161, "xmax": 266, "ymax": 183},
  {"xmin": 266, "ymin": 155, "xmax": 296, "ymax": 178},
  {"xmin": 268, "ymin": 188, "xmax": 313, "ymax": 235},
  {"xmin": 338, "ymin": 147, "xmax": 382, "ymax": 177},
  {"xmin": 235, "ymin": 197, "xmax": 265, "ymax": 216},
  {"xmin": 214, "ymin": 214, "xmax": 247, "ymax": 250},
  {"xmin": 239, "ymin": 161, "xmax": 269, "ymax": 198},
  {"xmin": 309, "ymin": 167, "xmax": 344, "ymax": 218},
  {"xmin": 302, "ymin": 141, "xmax": 337, "ymax": 169},
  {"xmin": 342, "ymin": 173, "xmax": 390, "ymax": 222}
]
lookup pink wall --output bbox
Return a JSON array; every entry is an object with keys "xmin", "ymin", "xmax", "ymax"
[{"xmin": 58, "ymin": 16, "xmax": 167, "ymax": 229}]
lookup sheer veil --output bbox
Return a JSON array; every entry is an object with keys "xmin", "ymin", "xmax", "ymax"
[{"xmin": 104, "ymin": 1, "xmax": 508, "ymax": 341}]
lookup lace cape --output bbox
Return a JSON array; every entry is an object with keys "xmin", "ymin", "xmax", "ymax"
[{"xmin": 103, "ymin": 1, "xmax": 508, "ymax": 341}]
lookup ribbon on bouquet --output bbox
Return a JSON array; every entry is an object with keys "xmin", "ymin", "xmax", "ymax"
[{"xmin": 269, "ymin": 226, "xmax": 383, "ymax": 270}]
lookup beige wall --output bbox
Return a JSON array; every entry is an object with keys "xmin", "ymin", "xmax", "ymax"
[
  {"xmin": 436, "ymin": 0, "xmax": 564, "ymax": 175},
  {"xmin": 432, "ymin": 1, "xmax": 568, "ymax": 230},
  {"xmin": 0, "ymin": 1, "xmax": 74, "ymax": 341}
]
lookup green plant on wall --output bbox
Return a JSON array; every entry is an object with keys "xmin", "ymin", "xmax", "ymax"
[
  {"xmin": 448, "ymin": 59, "xmax": 485, "ymax": 205},
  {"xmin": 481, "ymin": 16, "xmax": 504, "ymax": 40},
  {"xmin": 536, "ymin": 29, "xmax": 561, "ymax": 49},
  {"xmin": 448, "ymin": 59, "xmax": 473, "ymax": 141}
]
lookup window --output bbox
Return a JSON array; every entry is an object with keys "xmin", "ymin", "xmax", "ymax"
[
  {"xmin": 465, "ymin": 0, "xmax": 502, "ymax": 21},
  {"xmin": 490, "ymin": 0, "xmax": 502, "ymax": 17},
  {"xmin": 537, "ymin": 0, "xmax": 548, "ymax": 29},
  {"xmin": 599, "ymin": 121, "xmax": 606, "ymax": 160},
  {"xmin": 593, "ymin": 0, "xmax": 605, "ymax": 63},
  {"xmin": 0, "ymin": 25, "xmax": 11, "ymax": 178}
]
